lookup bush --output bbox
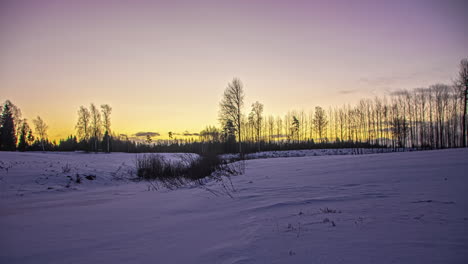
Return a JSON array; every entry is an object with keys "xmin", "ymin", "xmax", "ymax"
[{"xmin": 136, "ymin": 152, "xmax": 244, "ymax": 188}]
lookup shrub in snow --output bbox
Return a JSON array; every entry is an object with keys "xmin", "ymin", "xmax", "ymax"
[
  {"xmin": 84, "ymin": 174, "xmax": 96, "ymax": 181},
  {"xmin": 320, "ymin": 207, "xmax": 340, "ymax": 214},
  {"xmin": 136, "ymin": 153, "xmax": 244, "ymax": 188},
  {"xmin": 62, "ymin": 163, "xmax": 71, "ymax": 173}
]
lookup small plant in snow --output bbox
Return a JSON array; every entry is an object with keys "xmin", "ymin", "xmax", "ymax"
[
  {"xmin": 62, "ymin": 163, "xmax": 71, "ymax": 173},
  {"xmin": 323, "ymin": 218, "xmax": 336, "ymax": 227},
  {"xmin": 0, "ymin": 161, "xmax": 12, "ymax": 174},
  {"xmin": 75, "ymin": 174, "xmax": 82, "ymax": 184},
  {"xmin": 320, "ymin": 207, "xmax": 340, "ymax": 214},
  {"xmin": 84, "ymin": 174, "xmax": 96, "ymax": 181}
]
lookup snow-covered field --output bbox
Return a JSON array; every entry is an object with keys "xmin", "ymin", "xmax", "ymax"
[
  {"xmin": 0, "ymin": 149, "xmax": 467, "ymax": 263},
  {"xmin": 0, "ymin": 152, "xmax": 192, "ymax": 197}
]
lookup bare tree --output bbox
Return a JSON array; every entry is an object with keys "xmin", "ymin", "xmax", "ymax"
[
  {"xmin": 219, "ymin": 78, "xmax": 245, "ymax": 156},
  {"xmin": 90, "ymin": 103, "xmax": 102, "ymax": 151},
  {"xmin": 267, "ymin": 115, "xmax": 275, "ymax": 143},
  {"xmin": 275, "ymin": 116, "xmax": 283, "ymax": 142},
  {"xmin": 313, "ymin": 106, "xmax": 328, "ymax": 142},
  {"xmin": 249, "ymin": 101, "xmax": 264, "ymax": 150},
  {"xmin": 101, "ymin": 104, "xmax": 112, "ymax": 152},
  {"xmin": 300, "ymin": 110, "xmax": 307, "ymax": 141},
  {"xmin": 431, "ymin": 84, "xmax": 450, "ymax": 148},
  {"xmin": 456, "ymin": 58, "xmax": 468, "ymax": 147},
  {"xmin": 33, "ymin": 116, "xmax": 48, "ymax": 151},
  {"xmin": 76, "ymin": 106, "xmax": 91, "ymax": 142},
  {"xmin": 415, "ymin": 88, "xmax": 427, "ymax": 147},
  {"xmin": 199, "ymin": 126, "xmax": 220, "ymax": 143}
]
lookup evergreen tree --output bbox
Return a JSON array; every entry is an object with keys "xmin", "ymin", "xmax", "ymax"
[
  {"xmin": 146, "ymin": 135, "xmax": 152, "ymax": 144},
  {"xmin": 222, "ymin": 119, "xmax": 237, "ymax": 153},
  {"xmin": 102, "ymin": 131, "xmax": 111, "ymax": 152},
  {"xmin": 291, "ymin": 116, "xmax": 300, "ymax": 143},
  {"xmin": 17, "ymin": 119, "xmax": 31, "ymax": 151},
  {"xmin": 27, "ymin": 129, "xmax": 35, "ymax": 146},
  {"xmin": 0, "ymin": 101, "xmax": 17, "ymax": 151}
]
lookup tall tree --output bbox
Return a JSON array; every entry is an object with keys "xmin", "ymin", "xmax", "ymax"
[
  {"xmin": 17, "ymin": 119, "xmax": 32, "ymax": 151},
  {"xmin": 313, "ymin": 106, "xmax": 328, "ymax": 142},
  {"xmin": 250, "ymin": 101, "xmax": 264, "ymax": 150},
  {"xmin": 101, "ymin": 104, "xmax": 112, "ymax": 152},
  {"xmin": 90, "ymin": 104, "xmax": 102, "ymax": 152},
  {"xmin": 291, "ymin": 116, "xmax": 300, "ymax": 143},
  {"xmin": 267, "ymin": 115, "xmax": 275, "ymax": 143},
  {"xmin": 33, "ymin": 116, "xmax": 48, "ymax": 151},
  {"xmin": 0, "ymin": 100, "xmax": 17, "ymax": 151},
  {"xmin": 219, "ymin": 78, "xmax": 245, "ymax": 156},
  {"xmin": 76, "ymin": 106, "xmax": 91, "ymax": 142},
  {"xmin": 457, "ymin": 58, "xmax": 468, "ymax": 147},
  {"xmin": 275, "ymin": 116, "xmax": 283, "ymax": 142},
  {"xmin": 6, "ymin": 101, "xmax": 23, "ymax": 142}
]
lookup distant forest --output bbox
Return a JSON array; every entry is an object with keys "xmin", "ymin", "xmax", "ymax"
[{"xmin": 1, "ymin": 59, "xmax": 467, "ymax": 154}]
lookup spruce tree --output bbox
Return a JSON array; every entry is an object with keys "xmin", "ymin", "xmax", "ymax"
[
  {"xmin": 0, "ymin": 101, "xmax": 17, "ymax": 151},
  {"xmin": 27, "ymin": 130, "xmax": 35, "ymax": 145},
  {"xmin": 18, "ymin": 129, "xmax": 27, "ymax": 151},
  {"xmin": 17, "ymin": 120, "xmax": 31, "ymax": 151}
]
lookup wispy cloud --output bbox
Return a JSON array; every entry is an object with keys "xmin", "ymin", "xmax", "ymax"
[
  {"xmin": 358, "ymin": 76, "xmax": 403, "ymax": 87},
  {"xmin": 338, "ymin": 89, "xmax": 357, "ymax": 94},
  {"xmin": 388, "ymin": 89, "xmax": 410, "ymax": 96},
  {"xmin": 358, "ymin": 66, "xmax": 453, "ymax": 89},
  {"xmin": 134, "ymin": 132, "xmax": 160, "ymax": 137},
  {"xmin": 183, "ymin": 132, "xmax": 199, "ymax": 136}
]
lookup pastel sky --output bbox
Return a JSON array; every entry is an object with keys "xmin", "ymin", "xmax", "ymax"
[{"xmin": 1, "ymin": 0, "xmax": 467, "ymax": 140}]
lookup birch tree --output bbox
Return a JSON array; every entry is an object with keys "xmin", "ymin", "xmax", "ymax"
[
  {"xmin": 33, "ymin": 116, "xmax": 48, "ymax": 151},
  {"xmin": 219, "ymin": 78, "xmax": 245, "ymax": 156},
  {"xmin": 101, "ymin": 104, "xmax": 112, "ymax": 152}
]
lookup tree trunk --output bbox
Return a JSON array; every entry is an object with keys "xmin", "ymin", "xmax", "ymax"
[{"xmin": 464, "ymin": 85, "xmax": 467, "ymax": 147}]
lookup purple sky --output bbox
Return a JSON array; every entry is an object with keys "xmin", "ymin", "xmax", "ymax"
[{"xmin": 1, "ymin": 0, "xmax": 467, "ymax": 139}]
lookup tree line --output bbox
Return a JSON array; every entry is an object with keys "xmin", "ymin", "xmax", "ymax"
[
  {"xmin": 212, "ymin": 59, "xmax": 468, "ymax": 154},
  {"xmin": 226, "ymin": 82, "xmax": 466, "ymax": 150},
  {"xmin": 1, "ymin": 58, "xmax": 467, "ymax": 154}
]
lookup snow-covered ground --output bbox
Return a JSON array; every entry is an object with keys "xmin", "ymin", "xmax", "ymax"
[
  {"xmin": 0, "ymin": 149, "xmax": 467, "ymax": 263},
  {"xmin": 0, "ymin": 152, "xmax": 191, "ymax": 197}
]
